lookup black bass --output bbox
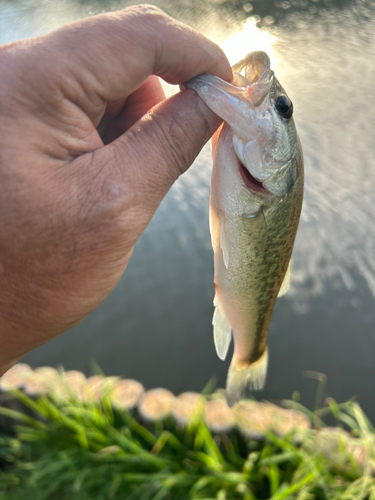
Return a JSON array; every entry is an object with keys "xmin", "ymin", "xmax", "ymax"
[{"xmin": 185, "ymin": 51, "xmax": 304, "ymax": 407}]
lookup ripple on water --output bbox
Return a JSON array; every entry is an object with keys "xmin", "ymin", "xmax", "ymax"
[{"xmin": 264, "ymin": 1, "xmax": 375, "ymax": 306}]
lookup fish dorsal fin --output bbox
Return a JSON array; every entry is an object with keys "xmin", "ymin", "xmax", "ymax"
[
  {"xmin": 212, "ymin": 298, "xmax": 232, "ymax": 361},
  {"xmin": 219, "ymin": 213, "xmax": 229, "ymax": 268},
  {"xmin": 278, "ymin": 260, "xmax": 291, "ymax": 297}
]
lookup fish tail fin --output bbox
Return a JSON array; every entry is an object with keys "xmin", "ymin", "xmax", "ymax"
[{"xmin": 225, "ymin": 348, "xmax": 268, "ymax": 407}]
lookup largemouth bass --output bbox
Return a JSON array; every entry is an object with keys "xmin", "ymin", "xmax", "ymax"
[{"xmin": 185, "ymin": 51, "xmax": 304, "ymax": 407}]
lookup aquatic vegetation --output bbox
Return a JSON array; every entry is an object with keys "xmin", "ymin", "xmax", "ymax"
[{"xmin": 0, "ymin": 372, "xmax": 374, "ymax": 499}]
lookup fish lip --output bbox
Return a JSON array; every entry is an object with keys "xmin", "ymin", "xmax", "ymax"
[{"xmin": 238, "ymin": 161, "xmax": 273, "ymax": 198}]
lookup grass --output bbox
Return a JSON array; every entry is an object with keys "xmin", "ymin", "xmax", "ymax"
[{"xmin": 0, "ymin": 387, "xmax": 374, "ymax": 499}]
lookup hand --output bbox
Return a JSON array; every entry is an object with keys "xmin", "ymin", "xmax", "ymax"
[{"xmin": 0, "ymin": 5, "xmax": 231, "ymax": 373}]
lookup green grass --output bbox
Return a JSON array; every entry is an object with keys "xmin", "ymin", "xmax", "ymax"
[{"xmin": 0, "ymin": 388, "xmax": 374, "ymax": 500}]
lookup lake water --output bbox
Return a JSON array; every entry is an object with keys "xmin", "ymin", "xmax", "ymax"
[{"xmin": 2, "ymin": 0, "xmax": 375, "ymax": 418}]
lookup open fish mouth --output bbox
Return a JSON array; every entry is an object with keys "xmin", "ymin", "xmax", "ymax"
[
  {"xmin": 239, "ymin": 159, "xmax": 272, "ymax": 196},
  {"xmin": 232, "ymin": 51, "xmax": 273, "ymax": 107}
]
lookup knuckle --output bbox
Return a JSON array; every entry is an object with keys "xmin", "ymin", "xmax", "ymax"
[
  {"xmin": 136, "ymin": 4, "xmax": 166, "ymax": 17},
  {"xmin": 125, "ymin": 4, "xmax": 168, "ymax": 24}
]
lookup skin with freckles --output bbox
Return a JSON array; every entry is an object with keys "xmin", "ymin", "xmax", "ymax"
[{"xmin": 0, "ymin": 5, "xmax": 232, "ymax": 374}]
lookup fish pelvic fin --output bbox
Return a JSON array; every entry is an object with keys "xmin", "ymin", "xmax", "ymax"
[
  {"xmin": 213, "ymin": 299, "xmax": 232, "ymax": 361},
  {"xmin": 225, "ymin": 348, "xmax": 269, "ymax": 407}
]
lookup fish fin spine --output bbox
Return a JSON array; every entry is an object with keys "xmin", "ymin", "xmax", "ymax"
[{"xmin": 225, "ymin": 348, "xmax": 269, "ymax": 407}]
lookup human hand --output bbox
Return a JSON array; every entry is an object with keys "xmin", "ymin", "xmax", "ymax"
[{"xmin": 0, "ymin": 5, "xmax": 231, "ymax": 372}]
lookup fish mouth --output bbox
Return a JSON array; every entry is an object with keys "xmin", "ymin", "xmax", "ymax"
[
  {"xmin": 232, "ymin": 51, "xmax": 273, "ymax": 107},
  {"xmin": 239, "ymin": 162, "xmax": 271, "ymax": 196}
]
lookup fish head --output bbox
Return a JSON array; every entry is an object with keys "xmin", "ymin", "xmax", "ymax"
[{"xmin": 185, "ymin": 51, "xmax": 300, "ymax": 198}]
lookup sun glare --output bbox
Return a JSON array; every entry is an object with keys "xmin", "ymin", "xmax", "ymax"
[
  {"xmin": 219, "ymin": 18, "xmax": 276, "ymax": 69},
  {"xmin": 161, "ymin": 18, "xmax": 276, "ymax": 97}
]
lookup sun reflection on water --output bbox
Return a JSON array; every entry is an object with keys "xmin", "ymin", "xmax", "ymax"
[
  {"xmin": 219, "ymin": 18, "xmax": 276, "ymax": 68},
  {"xmin": 162, "ymin": 18, "xmax": 276, "ymax": 97}
]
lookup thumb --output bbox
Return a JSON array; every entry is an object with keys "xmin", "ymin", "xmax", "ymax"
[{"xmin": 81, "ymin": 89, "xmax": 221, "ymax": 238}]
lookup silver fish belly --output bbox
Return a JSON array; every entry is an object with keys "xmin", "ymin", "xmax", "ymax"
[{"xmin": 185, "ymin": 51, "xmax": 304, "ymax": 407}]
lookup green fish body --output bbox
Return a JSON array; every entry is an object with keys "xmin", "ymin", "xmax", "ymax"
[{"xmin": 185, "ymin": 52, "xmax": 304, "ymax": 406}]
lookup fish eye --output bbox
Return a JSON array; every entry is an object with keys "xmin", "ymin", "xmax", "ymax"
[{"xmin": 275, "ymin": 95, "xmax": 293, "ymax": 119}]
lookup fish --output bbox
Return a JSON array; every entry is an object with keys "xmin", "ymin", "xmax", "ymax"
[{"xmin": 185, "ymin": 51, "xmax": 304, "ymax": 407}]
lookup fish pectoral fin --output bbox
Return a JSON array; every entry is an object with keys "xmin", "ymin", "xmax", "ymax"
[
  {"xmin": 219, "ymin": 213, "xmax": 229, "ymax": 268},
  {"xmin": 212, "ymin": 300, "xmax": 232, "ymax": 361},
  {"xmin": 278, "ymin": 260, "xmax": 292, "ymax": 297}
]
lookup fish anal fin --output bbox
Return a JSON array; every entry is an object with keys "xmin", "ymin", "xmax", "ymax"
[
  {"xmin": 278, "ymin": 260, "xmax": 291, "ymax": 297},
  {"xmin": 225, "ymin": 348, "xmax": 269, "ymax": 407},
  {"xmin": 219, "ymin": 213, "xmax": 229, "ymax": 268},
  {"xmin": 212, "ymin": 299, "xmax": 232, "ymax": 361}
]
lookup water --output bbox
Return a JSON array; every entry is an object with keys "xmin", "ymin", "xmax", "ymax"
[{"xmin": 2, "ymin": 0, "xmax": 375, "ymax": 417}]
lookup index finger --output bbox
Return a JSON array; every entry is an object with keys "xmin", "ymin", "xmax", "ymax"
[{"xmin": 42, "ymin": 5, "xmax": 232, "ymax": 106}]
